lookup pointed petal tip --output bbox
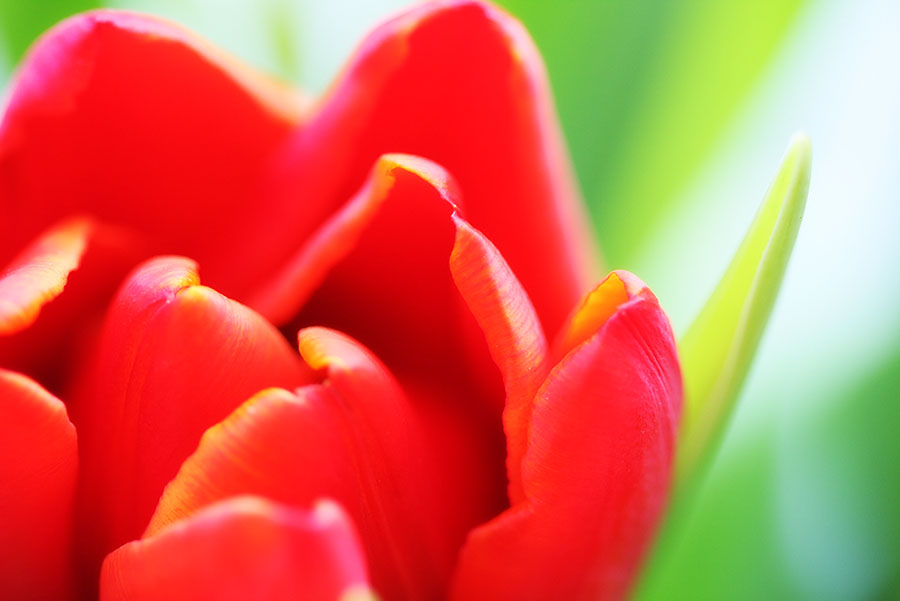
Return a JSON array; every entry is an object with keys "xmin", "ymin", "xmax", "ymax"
[
  {"xmin": 379, "ymin": 0, "xmax": 540, "ymax": 60},
  {"xmin": 128, "ymin": 256, "xmax": 200, "ymax": 291},
  {"xmin": 340, "ymin": 587, "xmax": 380, "ymax": 601},
  {"xmin": 297, "ymin": 326, "xmax": 354, "ymax": 373},
  {"xmin": 554, "ymin": 269, "xmax": 659, "ymax": 361},
  {"xmin": 0, "ymin": 217, "xmax": 92, "ymax": 335},
  {"xmin": 114, "ymin": 256, "xmax": 201, "ymax": 312},
  {"xmin": 609, "ymin": 269, "xmax": 651, "ymax": 298},
  {"xmin": 375, "ymin": 153, "xmax": 461, "ymax": 207},
  {"xmin": 297, "ymin": 326, "xmax": 385, "ymax": 379},
  {"xmin": 312, "ymin": 498, "xmax": 351, "ymax": 525}
]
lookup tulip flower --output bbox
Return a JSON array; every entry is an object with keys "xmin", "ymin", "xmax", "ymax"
[{"xmin": 0, "ymin": 1, "xmax": 809, "ymax": 600}]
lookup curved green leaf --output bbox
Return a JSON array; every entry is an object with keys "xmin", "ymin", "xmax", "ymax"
[{"xmin": 677, "ymin": 133, "xmax": 811, "ymax": 483}]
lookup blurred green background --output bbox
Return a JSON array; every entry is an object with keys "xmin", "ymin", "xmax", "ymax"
[{"xmin": 2, "ymin": 1, "xmax": 898, "ymax": 599}]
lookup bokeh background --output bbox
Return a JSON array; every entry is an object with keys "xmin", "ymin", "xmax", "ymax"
[{"xmin": 2, "ymin": 1, "xmax": 898, "ymax": 599}]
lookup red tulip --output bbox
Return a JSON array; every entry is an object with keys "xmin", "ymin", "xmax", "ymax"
[{"xmin": 0, "ymin": 2, "xmax": 682, "ymax": 600}]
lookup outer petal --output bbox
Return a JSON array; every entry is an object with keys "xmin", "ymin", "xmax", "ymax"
[
  {"xmin": 101, "ymin": 496, "xmax": 373, "ymax": 601},
  {"xmin": 0, "ymin": 217, "xmax": 148, "ymax": 389},
  {"xmin": 0, "ymin": 369, "xmax": 77, "ymax": 601},
  {"xmin": 148, "ymin": 327, "xmax": 502, "ymax": 601},
  {"xmin": 452, "ymin": 273, "xmax": 682, "ymax": 601},
  {"xmin": 0, "ymin": 10, "xmax": 303, "ymax": 294},
  {"xmin": 245, "ymin": 0, "xmax": 597, "ymax": 334},
  {"xmin": 72, "ymin": 257, "xmax": 311, "ymax": 588}
]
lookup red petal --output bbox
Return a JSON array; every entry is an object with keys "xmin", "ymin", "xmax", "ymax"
[
  {"xmin": 0, "ymin": 217, "xmax": 89, "ymax": 335},
  {"xmin": 101, "ymin": 496, "xmax": 372, "ymax": 601},
  {"xmin": 247, "ymin": 0, "xmax": 597, "ymax": 334},
  {"xmin": 278, "ymin": 155, "xmax": 477, "ymax": 391},
  {"xmin": 0, "ymin": 218, "xmax": 149, "ymax": 390},
  {"xmin": 72, "ymin": 256, "xmax": 311, "ymax": 588},
  {"xmin": 449, "ymin": 216, "xmax": 549, "ymax": 504},
  {"xmin": 551, "ymin": 270, "xmax": 641, "ymax": 361},
  {"xmin": 0, "ymin": 369, "xmax": 77, "ymax": 600},
  {"xmin": 452, "ymin": 273, "xmax": 682, "ymax": 601},
  {"xmin": 0, "ymin": 10, "xmax": 303, "ymax": 295},
  {"xmin": 249, "ymin": 154, "xmax": 462, "ymax": 326},
  {"xmin": 298, "ymin": 326, "xmax": 503, "ymax": 584},
  {"xmin": 148, "ymin": 327, "xmax": 501, "ymax": 601}
]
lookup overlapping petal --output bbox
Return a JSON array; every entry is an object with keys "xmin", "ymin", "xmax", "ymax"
[
  {"xmin": 244, "ymin": 0, "xmax": 597, "ymax": 333},
  {"xmin": 72, "ymin": 257, "xmax": 312, "ymax": 587},
  {"xmin": 0, "ymin": 369, "xmax": 77, "ymax": 601},
  {"xmin": 101, "ymin": 496, "xmax": 373, "ymax": 601},
  {"xmin": 0, "ymin": 217, "xmax": 88, "ymax": 335},
  {"xmin": 264, "ymin": 154, "xmax": 545, "ymax": 424},
  {"xmin": 452, "ymin": 272, "xmax": 682, "ymax": 601},
  {"xmin": 448, "ymin": 215, "xmax": 549, "ymax": 503},
  {"xmin": 0, "ymin": 217, "xmax": 148, "ymax": 388},
  {"xmin": 147, "ymin": 327, "xmax": 499, "ymax": 601},
  {"xmin": 0, "ymin": 10, "xmax": 303, "ymax": 294}
]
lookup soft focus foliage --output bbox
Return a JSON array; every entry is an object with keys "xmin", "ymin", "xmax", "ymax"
[
  {"xmin": 0, "ymin": 0, "xmax": 98, "ymax": 63},
  {"xmin": 497, "ymin": 0, "xmax": 808, "ymax": 265}
]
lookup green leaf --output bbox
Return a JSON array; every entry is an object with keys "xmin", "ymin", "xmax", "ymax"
[
  {"xmin": 677, "ymin": 133, "xmax": 811, "ymax": 484},
  {"xmin": 491, "ymin": 0, "xmax": 673, "ymax": 235}
]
